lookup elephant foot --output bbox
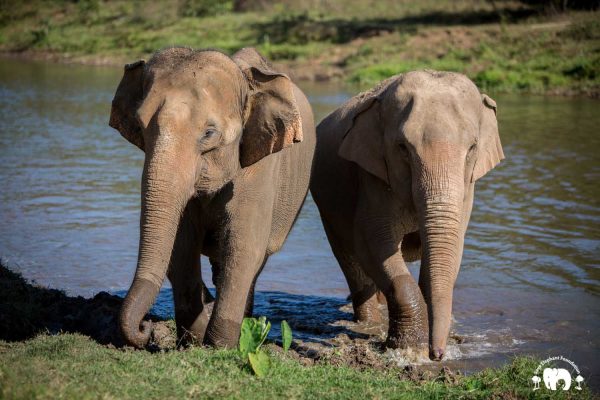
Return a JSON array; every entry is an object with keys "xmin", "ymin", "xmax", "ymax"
[
  {"xmin": 353, "ymin": 296, "xmax": 383, "ymax": 323},
  {"xmin": 383, "ymin": 275, "xmax": 429, "ymax": 351},
  {"xmin": 351, "ymin": 286, "xmax": 383, "ymax": 323},
  {"xmin": 383, "ymin": 334, "xmax": 429, "ymax": 362},
  {"xmin": 176, "ymin": 314, "xmax": 209, "ymax": 347},
  {"xmin": 384, "ymin": 322, "xmax": 429, "ymax": 362},
  {"xmin": 204, "ymin": 315, "xmax": 241, "ymax": 348},
  {"xmin": 384, "ymin": 328, "xmax": 428, "ymax": 352}
]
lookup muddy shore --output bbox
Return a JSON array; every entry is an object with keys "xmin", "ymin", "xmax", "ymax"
[{"xmin": 0, "ymin": 262, "xmax": 463, "ymax": 381}]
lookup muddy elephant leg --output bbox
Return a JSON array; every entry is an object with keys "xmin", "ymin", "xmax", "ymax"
[
  {"xmin": 166, "ymin": 210, "xmax": 209, "ymax": 345},
  {"xmin": 323, "ymin": 221, "xmax": 381, "ymax": 322},
  {"xmin": 322, "ymin": 220, "xmax": 382, "ymax": 323},
  {"xmin": 355, "ymin": 227, "xmax": 428, "ymax": 350},
  {"xmin": 341, "ymin": 259, "xmax": 382, "ymax": 323}
]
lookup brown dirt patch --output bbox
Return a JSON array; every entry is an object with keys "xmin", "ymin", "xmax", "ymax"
[
  {"xmin": 0, "ymin": 263, "xmax": 464, "ymax": 380},
  {"xmin": 0, "ymin": 263, "xmax": 173, "ymax": 350}
]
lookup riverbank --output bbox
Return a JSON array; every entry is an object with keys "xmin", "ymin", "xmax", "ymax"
[
  {"xmin": 2, "ymin": 334, "xmax": 587, "ymax": 399},
  {"xmin": 0, "ymin": 1, "xmax": 598, "ymax": 97},
  {"xmin": 0, "ymin": 264, "xmax": 594, "ymax": 398}
]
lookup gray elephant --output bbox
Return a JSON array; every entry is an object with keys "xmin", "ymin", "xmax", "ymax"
[
  {"xmin": 310, "ymin": 71, "xmax": 503, "ymax": 359},
  {"xmin": 109, "ymin": 47, "xmax": 315, "ymax": 348}
]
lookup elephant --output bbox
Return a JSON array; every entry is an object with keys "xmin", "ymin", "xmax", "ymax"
[
  {"xmin": 310, "ymin": 70, "xmax": 503, "ymax": 360},
  {"xmin": 109, "ymin": 47, "xmax": 315, "ymax": 349},
  {"xmin": 543, "ymin": 368, "xmax": 572, "ymax": 391}
]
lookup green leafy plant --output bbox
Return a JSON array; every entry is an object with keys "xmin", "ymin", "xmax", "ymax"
[
  {"xmin": 247, "ymin": 350, "xmax": 270, "ymax": 377},
  {"xmin": 238, "ymin": 317, "xmax": 293, "ymax": 377},
  {"xmin": 239, "ymin": 316, "xmax": 270, "ymax": 357},
  {"xmin": 281, "ymin": 320, "xmax": 292, "ymax": 352}
]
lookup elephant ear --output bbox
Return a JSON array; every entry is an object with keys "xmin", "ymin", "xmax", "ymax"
[
  {"xmin": 472, "ymin": 93, "xmax": 504, "ymax": 182},
  {"xmin": 337, "ymin": 78, "xmax": 398, "ymax": 184},
  {"xmin": 233, "ymin": 48, "xmax": 303, "ymax": 168},
  {"xmin": 109, "ymin": 60, "xmax": 146, "ymax": 151}
]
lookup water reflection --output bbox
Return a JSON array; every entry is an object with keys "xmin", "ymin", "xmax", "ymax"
[{"xmin": 0, "ymin": 58, "xmax": 598, "ymax": 378}]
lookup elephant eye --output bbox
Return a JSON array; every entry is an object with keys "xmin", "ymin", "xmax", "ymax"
[
  {"xmin": 204, "ymin": 128, "xmax": 218, "ymax": 138},
  {"xmin": 398, "ymin": 142, "xmax": 409, "ymax": 157},
  {"xmin": 467, "ymin": 143, "xmax": 477, "ymax": 158},
  {"xmin": 197, "ymin": 127, "xmax": 221, "ymax": 154}
]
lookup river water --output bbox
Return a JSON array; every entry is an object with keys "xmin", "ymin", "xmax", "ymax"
[{"xmin": 0, "ymin": 58, "xmax": 598, "ymax": 381}]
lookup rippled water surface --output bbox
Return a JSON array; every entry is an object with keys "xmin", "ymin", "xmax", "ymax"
[{"xmin": 0, "ymin": 59, "xmax": 598, "ymax": 379}]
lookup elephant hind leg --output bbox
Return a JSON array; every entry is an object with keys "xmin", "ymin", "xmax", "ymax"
[
  {"xmin": 323, "ymin": 221, "xmax": 382, "ymax": 323},
  {"xmin": 401, "ymin": 231, "xmax": 421, "ymax": 262},
  {"xmin": 169, "ymin": 264, "xmax": 210, "ymax": 346},
  {"xmin": 167, "ymin": 218, "xmax": 209, "ymax": 346}
]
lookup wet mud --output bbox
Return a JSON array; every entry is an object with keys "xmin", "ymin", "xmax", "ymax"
[
  {"xmin": 0, "ymin": 263, "xmax": 464, "ymax": 378},
  {"xmin": 0, "ymin": 264, "xmax": 172, "ymax": 349}
]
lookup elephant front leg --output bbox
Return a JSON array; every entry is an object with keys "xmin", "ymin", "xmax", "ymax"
[
  {"xmin": 204, "ymin": 204, "xmax": 270, "ymax": 349},
  {"xmin": 244, "ymin": 257, "xmax": 267, "ymax": 318},
  {"xmin": 383, "ymin": 270, "xmax": 429, "ymax": 350},
  {"xmin": 356, "ymin": 228, "xmax": 429, "ymax": 351},
  {"xmin": 210, "ymin": 256, "xmax": 266, "ymax": 318},
  {"xmin": 167, "ymin": 209, "xmax": 209, "ymax": 346},
  {"xmin": 204, "ymin": 250, "xmax": 266, "ymax": 347}
]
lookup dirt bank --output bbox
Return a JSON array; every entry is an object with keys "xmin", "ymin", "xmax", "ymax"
[{"xmin": 0, "ymin": 263, "xmax": 462, "ymax": 379}]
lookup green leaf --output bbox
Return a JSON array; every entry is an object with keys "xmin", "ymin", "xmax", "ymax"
[
  {"xmin": 239, "ymin": 317, "xmax": 272, "ymax": 356},
  {"xmin": 239, "ymin": 318, "xmax": 259, "ymax": 356},
  {"xmin": 248, "ymin": 350, "xmax": 270, "ymax": 377},
  {"xmin": 258, "ymin": 317, "xmax": 270, "ymax": 349},
  {"xmin": 281, "ymin": 320, "xmax": 292, "ymax": 352}
]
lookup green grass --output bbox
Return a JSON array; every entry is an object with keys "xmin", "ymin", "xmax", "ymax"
[
  {"xmin": 0, "ymin": 242, "xmax": 595, "ymax": 399},
  {"xmin": 346, "ymin": 16, "xmax": 600, "ymax": 95},
  {"xmin": 0, "ymin": 333, "xmax": 594, "ymax": 399},
  {"xmin": 0, "ymin": 1, "xmax": 598, "ymax": 95}
]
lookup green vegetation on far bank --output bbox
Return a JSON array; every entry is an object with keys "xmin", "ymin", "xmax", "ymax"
[
  {"xmin": 0, "ymin": 0, "xmax": 598, "ymax": 96},
  {"xmin": 0, "ymin": 334, "xmax": 593, "ymax": 399}
]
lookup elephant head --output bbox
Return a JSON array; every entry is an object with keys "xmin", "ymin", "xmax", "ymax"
[
  {"xmin": 109, "ymin": 47, "xmax": 303, "ymax": 348},
  {"xmin": 543, "ymin": 368, "xmax": 572, "ymax": 391},
  {"xmin": 337, "ymin": 71, "xmax": 503, "ymax": 359}
]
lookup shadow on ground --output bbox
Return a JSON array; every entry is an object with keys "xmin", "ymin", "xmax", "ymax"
[
  {"xmin": 0, "ymin": 264, "xmax": 141, "ymax": 346},
  {"xmin": 0, "ymin": 264, "xmax": 466, "ymax": 374},
  {"xmin": 0, "ymin": 264, "xmax": 366, "ymax": 351}
]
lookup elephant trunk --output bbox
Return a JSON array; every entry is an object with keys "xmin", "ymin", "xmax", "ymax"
[
  {"xmin": 414, "ymin": 161, "xmax": 465, "ymax": 360},
  {"xmin": 120, "ymin": 142, "xmax": 195, "ymax": 348}
]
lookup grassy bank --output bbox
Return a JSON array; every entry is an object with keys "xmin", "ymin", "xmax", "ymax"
[
  {"xmin": 0, "ymin": 1, "xmax": 598, "ymax": 96},
  {"xmin": 0, "ymin": 265, "xmax": 594, "ymax": 399},
  {"xmin": 1, "ymin": 334, "xmax": 593, "ymax": 399}
]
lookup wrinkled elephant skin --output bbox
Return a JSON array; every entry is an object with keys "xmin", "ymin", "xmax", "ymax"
[
  {"xmin": 310, "ymin": 71, "xmax": 503, "ymax": 359},
  {"xmin": 109, "ymin": 47, "xmax": 315, "ymax": 349}
]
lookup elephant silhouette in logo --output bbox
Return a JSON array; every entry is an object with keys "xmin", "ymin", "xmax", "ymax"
[{"xmin": 543, "ymin": 368, "xmax": 572, "ymax": 390}]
